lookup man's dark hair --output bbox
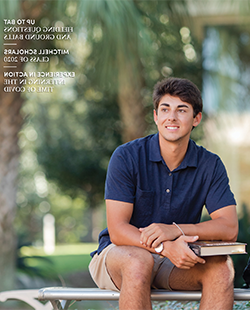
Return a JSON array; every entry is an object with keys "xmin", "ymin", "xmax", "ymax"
[{"xmin": 153, "ymin": 77, "xmax": 203, "ymax": 117}]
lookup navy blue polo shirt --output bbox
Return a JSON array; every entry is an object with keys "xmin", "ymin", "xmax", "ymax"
[{"xmin": 91, "ymin": 133, "xmax": 236, "ymax": 257}]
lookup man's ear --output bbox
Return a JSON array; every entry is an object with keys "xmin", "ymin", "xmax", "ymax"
[
  {"xmin": 193, "ymin": 112, "xmax": 202, "ymax": 128},
  {"xmin": 154, "ymin": 109, "xmax": 158, "ymax": 125}
]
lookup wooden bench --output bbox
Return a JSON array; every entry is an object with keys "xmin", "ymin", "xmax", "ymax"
[
  {"xmin": 0, "ymin": 287, "xmax": 249, "ymax": 309},
  {"xmin": 38, "ymin": 287, "xmax": 250, "ymax": 310}
]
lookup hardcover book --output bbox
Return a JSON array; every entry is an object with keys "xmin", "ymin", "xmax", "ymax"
[{"xmin": 189, "ymin": 241, "xmax": 247, "ymax": 257}]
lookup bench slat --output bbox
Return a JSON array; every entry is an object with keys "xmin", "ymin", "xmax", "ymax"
[{"xmin": 38, "ymin": 287, "xmax": 250, "ymax": 302}]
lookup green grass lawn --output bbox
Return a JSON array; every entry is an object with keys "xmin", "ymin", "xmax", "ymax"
[{"xmin": 19, "ymin": 243, "xmax": 98, "ymax": 277}]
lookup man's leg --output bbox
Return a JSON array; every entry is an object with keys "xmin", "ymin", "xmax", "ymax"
[
  {"xmin": 169, "ymin": 255, "xmax": 235, "ymax": 310},
  {"xmin": 106, "ymin": 245, "xmax": 154, "ymax": 310}
]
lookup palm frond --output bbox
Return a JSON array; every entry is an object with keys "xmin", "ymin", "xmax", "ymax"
[
  {"xmin": 0, "ymin": 0, "xmax": 20, "ymax": 30},
  {"xmin": 0, "ymin": 0, "xmax": 20, "ymax": 53},
  {"xmin": 0, "ymin": 0, "xmax": 20, "ymax": 20},
  {"xmin": 175, "ymin": 0, "xmax": 250, "ymax": 17},
  {"xmin": 76, "ymin": 0, "xmax": 151, "ymax": 87}
]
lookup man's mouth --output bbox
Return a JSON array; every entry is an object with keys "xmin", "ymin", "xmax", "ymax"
[{"xmin": 166, "ymin": 126, "xmax": 179, "ymax": 130}]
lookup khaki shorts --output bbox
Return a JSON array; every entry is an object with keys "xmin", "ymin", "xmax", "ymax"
[{"xmin": 89, "ymin": 243, "xmax": 175, "ymax": 292}]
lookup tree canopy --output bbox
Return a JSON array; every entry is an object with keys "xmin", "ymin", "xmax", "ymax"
[{"xmin": 31, "ymin": 0, "xmax": 203, "ymax": 206}]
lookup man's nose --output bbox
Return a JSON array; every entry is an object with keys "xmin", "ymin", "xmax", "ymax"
[{"xmin": 168, "ymin": 110, "xmax": 176, "ymax": 121}]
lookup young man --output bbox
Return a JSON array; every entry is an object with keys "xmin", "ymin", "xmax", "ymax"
[{"xmin": 89, "ymin": 77, "xmax": 238, "ymax": 310}]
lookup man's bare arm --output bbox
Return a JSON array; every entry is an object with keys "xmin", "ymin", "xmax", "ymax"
[
  {"xmin": 106, "ymin": 199, "xmax": 142, "ymax": 247},
  {"xmin": 140, "ymin": 205, "xmax": 238, "ymax": 249},
  {"xmin": 182, "ymin": 205, "xmax": 238, "ymax": 241},
  {"xmin": 106, "ymin": 199, "xmax": 196, "ymax": 251},
  {"xmin": 106, "ymin": 199, "xmax": 205, "ymax": 268}
]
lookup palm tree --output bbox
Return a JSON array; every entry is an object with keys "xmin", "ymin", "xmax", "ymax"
[
  {"xmin": 76, "ymin": 1, "xmax": 149, "ymax": 142},
  {"xmin": 77, "ymin": 0, "xmax": 192, "ymax": 142}
]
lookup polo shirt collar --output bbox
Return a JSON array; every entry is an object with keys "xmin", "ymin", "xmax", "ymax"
[
  {"xmin": 178, "ymin": 140, "xmax": 198, "ymax": 170},
  {"xmin": 149, "ymin": 133, "xmax": 198, "ymax": 169},
  {"xmin": 149, "ymin": 133, "xmax": 162, "ymax": 162}
]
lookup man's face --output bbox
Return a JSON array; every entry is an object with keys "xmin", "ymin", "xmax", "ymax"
[{"xmin": 154, "ymin": 94, "xmax": 202, "ymax": 144}]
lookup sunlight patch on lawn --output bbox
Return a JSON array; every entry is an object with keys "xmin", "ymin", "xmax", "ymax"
[{"xmin": 20, "ymin": 243, "xmax": 98, "ymax": 256}]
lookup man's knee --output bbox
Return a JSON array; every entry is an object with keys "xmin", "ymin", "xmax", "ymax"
[
  {"xmin": 122, "ymin": 247, "xmax": 154, "ymax": 275},
  {"xmin": 107, "ymin": 246, "xmax": 154, "ymax": 287},
  {"xmin": 202, "ymin": 255, "xmax": 234, "ymax": 287}
]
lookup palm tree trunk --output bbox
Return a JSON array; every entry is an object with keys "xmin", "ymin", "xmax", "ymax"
[
  {"xmin": 0, "ymin": 0, "xmax": 46, "ymax": 290},
  {"xmin": 118, "ymin": 62, "xmax": 147, "ymax": 142},
  {"xmin": 0, "ymin": 60, "xmax": 23, "ymax": 290}
]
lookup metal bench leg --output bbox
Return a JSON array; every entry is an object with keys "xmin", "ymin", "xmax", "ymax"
[
  {"xmin": 0, "ymin": 289, "xmax": 52, "ymax": 310},
  {"xmin": 50, "ymin": 300, "xmax": 72, "ymax": 310}
]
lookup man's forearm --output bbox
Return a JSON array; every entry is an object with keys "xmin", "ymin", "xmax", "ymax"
[
  {"xmin": 139, "ymin": 206, "xmax": 238, "ymax": 248},
  {"xmin": 179, "ymin": 206, "xmax": 238, "ymax": 241},
  {"xmin": 180, "ymin": 218, "xmax": 238, "ymax": 242},
  {"xmin": 109, "ymin": 222, "xmax": 160, "ymax": 253}
]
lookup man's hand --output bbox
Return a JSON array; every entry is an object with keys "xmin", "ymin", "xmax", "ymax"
[
  {"xmin": 139, "ymin": 223, "xmax": 181, "ymax": 248},
  {"xmin": 163, "ymin": 235, "xmax": 206, "ymax": 269}
]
